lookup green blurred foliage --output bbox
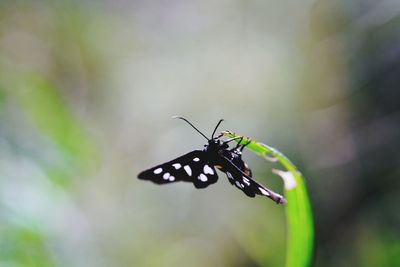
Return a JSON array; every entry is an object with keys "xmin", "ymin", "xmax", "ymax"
[
  {"xmin": 12, "ymin": 76, "xmax": 96, "ymax": 170},
  {"xmin": 0, "ymin": 0, "xmax": 399, "ymax": 267},
  {"xmin": 0, "ymin": 224, "xmax": 54, "ymax": 267}
]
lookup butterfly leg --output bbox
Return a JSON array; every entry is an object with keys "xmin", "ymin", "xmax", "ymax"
[
  {"xmin": 223, "ymin": 135, "xmax": 252, "ymax": 152},
  {"xmin": 214, "ymin": 133, "xmax": 224, "ymax": 139},
  {"xmin": 231, "ymin": 137, "xmax": 244, "ymax": 151},
  {"xmin": 224, "ymin": 136, "xmax": 244, "ymax": 147},
  {"xmin": 239, "ymin": 139, "xmax": 252, "ymax": 152},
  {"xmin": 229, "ymin": 137, "xmax": 251, "ymax": 152}
]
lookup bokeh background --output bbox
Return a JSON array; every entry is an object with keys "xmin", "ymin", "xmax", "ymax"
[{"xmin": 1, "ymin": 0, "xmax": 399, "ymax": 266}]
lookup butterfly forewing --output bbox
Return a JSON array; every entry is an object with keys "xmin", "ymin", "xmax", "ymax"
[
  {"xmin": 138, "ymin": 150, "xmax": 218, "ymax": 189},
  {"xmin": 220, "ymin": 156, "xmax": 286, "ymax": 204}
]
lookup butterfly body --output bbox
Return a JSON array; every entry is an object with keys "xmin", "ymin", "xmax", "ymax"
[
  {"xmin": 218, "ymin": 147, "xmax": 253, "ymax": 177},
  {"xmin": 138, "ymin": 118, "xmax": 286, "ymax": 204}
]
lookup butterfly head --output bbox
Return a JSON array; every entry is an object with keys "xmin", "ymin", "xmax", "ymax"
[{"xmin": 205, "ymin": 137, "xmax": 228, "ymax": 151}]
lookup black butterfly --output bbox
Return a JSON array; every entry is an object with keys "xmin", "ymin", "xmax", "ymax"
[{"xmin": 138, "ymin": 117, "xmax": 286, "ymax": 204}]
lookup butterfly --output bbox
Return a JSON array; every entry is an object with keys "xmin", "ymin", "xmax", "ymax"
[{"xmin": 137, "ymin": 117, "xmax": 286, "ymax": 204}]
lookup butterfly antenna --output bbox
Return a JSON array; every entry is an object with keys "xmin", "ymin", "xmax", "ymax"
[
  {"xmin": 211, "ymin": 119, "xmax": 224, "ymax": 139},
  {"xmin": 172, "ymin": 116, "xmax": 209, "ymax": 141}
]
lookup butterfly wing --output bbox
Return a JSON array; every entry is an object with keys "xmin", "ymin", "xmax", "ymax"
[
  {"xmin": 138, "ymin": 150, "xmax": 218, "ymax": 189},
  {"xmin": 220, "ymin": 156, "xmax": 286, "ymax": 204}
]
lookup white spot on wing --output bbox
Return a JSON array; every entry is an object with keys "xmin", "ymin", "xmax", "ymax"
[
  {"xmin": 199, "ymin": 174, "xmax": 208, "ymax": 182},
  {"xmin": 203, "ymin": 165, "xmax": 214, "ymax": 175},
  {"xmin": 184, "ymin": 165, "xmax": 192, "ymax": 176},
  {"xmin": 172, "ymin": 163, "xmax": 181, "ymax": 170},
  {"xmin": 163, "ymin": 173, "xmax": 170, "ymax": 180},
  {"xmin": 259, "ymin": 187, "xmax": 270, "ymax": 196},
  {"xmin": 169, "ymin": 176, "xmax": 175, "ymax": 181},
  {"xmin": 154, "ymin": 168, "xmax": 162, "ymax": 174},
  {"xmin": 242, "ymin": 177, "xmax": 250, "ymax": 186},
  {"xmin": 235, "ymin": 181, "xmax": 243, "ymax": 188},
  {"xmin": 193, "ymin": 157, "xmax": 200, "ymax": 162},
  {"xmin": 227, "ymin": 172, "xmax": 233, "ymax": 179}
]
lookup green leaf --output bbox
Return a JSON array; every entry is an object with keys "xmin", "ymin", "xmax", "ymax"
[
  {"xmin": 12, "ymin": 75, "xmax": 96, "ymax": 169},
  {"xmin": 222, "ymin": 131, "xmax": 314, "ymax": 267}
]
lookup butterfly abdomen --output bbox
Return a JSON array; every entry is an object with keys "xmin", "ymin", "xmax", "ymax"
[{"xmin": 217, "ymin": 149, "xmax": 252, "ymax": 177}]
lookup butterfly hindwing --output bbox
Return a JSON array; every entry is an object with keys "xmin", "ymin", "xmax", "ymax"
[
  {"xmin": 138, "ymin": 150, "xmax": 218, "ymax": 189},
  {"xmin": 220, "ymin": 156, "xmax": 286, "ymax": 204}
]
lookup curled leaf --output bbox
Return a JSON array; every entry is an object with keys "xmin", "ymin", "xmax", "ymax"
[{"xmin": 222, "ymin": 131, "xmax": 314, "ymax": 267}]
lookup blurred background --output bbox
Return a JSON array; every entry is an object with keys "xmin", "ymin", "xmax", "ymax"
[{"xmin": 1, "ymin": 0, "xmax": 399, "ymax": 266}]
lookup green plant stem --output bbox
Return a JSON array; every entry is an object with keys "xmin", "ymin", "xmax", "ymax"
[{"xmin": 222, "ymin": 131, "xmax": 314, "ymax": 267}]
